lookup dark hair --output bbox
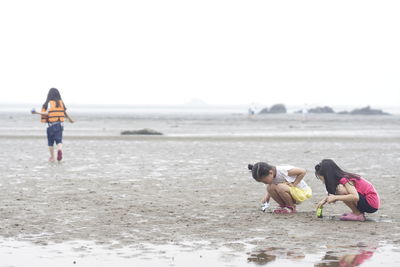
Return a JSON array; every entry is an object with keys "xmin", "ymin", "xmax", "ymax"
[
  {"xmin": 315, "ymin": 159, "xmax": 360, "ymax": 195},
  {"xmin": 42, "ymin": 88, "xmax": 62, "ymax": 110},
  {"xmin": 248, "ymin": 162, "xmax": 273, "ymax": 181}
]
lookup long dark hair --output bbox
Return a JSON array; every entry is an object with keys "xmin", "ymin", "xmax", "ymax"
[
  {"xmin": 315, "ymin": 159, "xmax": 360, "ymax": 195},
  {"xmin": 42, "ymin": 88, "xmax": 62, "ymax": 110},
  {"xmin": 248, "ymin": 162, "xmax": 274, "ymax": 181}
]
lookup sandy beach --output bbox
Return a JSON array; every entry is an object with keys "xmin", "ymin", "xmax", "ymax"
[{"xmin": 1, "ymin": 109, "xmax": 400, "ymax": 266}]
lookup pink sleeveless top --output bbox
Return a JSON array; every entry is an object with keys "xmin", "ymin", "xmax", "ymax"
[{"xmin": 339, "ymin": 177, "xmax": 380, "ymax": 209}]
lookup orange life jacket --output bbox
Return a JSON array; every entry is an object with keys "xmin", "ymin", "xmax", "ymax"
[
  {"xmin": 41, "ymin": 100, "xmax": 65, "ymax": 123},
  {"xmin": 40, "ymin": 108, "xmax": 48, "ymax": 123}
]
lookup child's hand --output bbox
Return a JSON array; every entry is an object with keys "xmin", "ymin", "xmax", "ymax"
[
  {"xmin": 317, "ymin": 197, "xmax": 328, "ymax": 208},
  {"xmin": 326, "ymin": 195, "xmax": 337, "ymax": 204},
  {"xmin": 261, "ymin": 195, "xmax": 268, "ymax": 203},
  {"xmin": 261, "ymin": 202, "xmax": 270, "ymax": 212}
]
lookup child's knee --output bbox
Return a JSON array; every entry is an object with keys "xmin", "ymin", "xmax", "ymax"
[
  {"xmin": 336, "ymin": 184, "xmax": 348, "ymax": 195},
  {"xmin": 276, "ymin": 183, "xmax": 290, "ymax": 193}
]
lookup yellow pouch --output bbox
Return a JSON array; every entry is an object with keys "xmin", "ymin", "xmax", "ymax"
[{"xmin": 289, "ymin": 186, "xmax": 312, "ymax": 204}]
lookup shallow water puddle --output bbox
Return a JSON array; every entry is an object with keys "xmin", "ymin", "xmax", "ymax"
[
  {"xmin": 0, "ymin": 240, "xmax": 399, "ymax": 266},
  {"xmin": 247, "ymin": 244, "xmax": 400, "ymax": 266}
]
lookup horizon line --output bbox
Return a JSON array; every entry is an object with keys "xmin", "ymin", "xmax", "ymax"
[{"xmin": 0, "ymin": 101, "xmax": 398, "ymax": 108}]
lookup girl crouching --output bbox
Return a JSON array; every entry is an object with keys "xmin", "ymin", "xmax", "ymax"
[
  {"xmin": 315, "ymin": 159, "xmax": 380, "ymax": 221},
  {"xmin": 248, "ymin": 162, "xmax": 312, "ymax": 213}
]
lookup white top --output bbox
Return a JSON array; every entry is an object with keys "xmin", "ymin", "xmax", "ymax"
[{"xmin": 272, "ymin": 165, "xmax": 309, "ymax": 189}]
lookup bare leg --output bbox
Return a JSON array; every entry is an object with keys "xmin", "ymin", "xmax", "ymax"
[
  {"xmin": 267, "ymin": 184, "xmax": 286, "ymax": 207},
  {"xmin": 56, "ymin": 143, "xmax": 63, "ymax": 161},
  {"xmin": 48, "ymin": 146, "xmax": 55, "ymax": 162},
  {"xmin": 336, "ymin": 184, "xmax": 362, "ymax": 215},
  {"xmin": 276, "ymin": 183, "xmax": 295, "ymax": 207}
]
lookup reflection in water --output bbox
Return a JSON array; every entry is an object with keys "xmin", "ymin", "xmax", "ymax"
[
  {"xmin": 247, "ymin": 251, "xmax": 276, "ymax": 265},
  {"xmin": 247, "ymin": 246, "xmax": 376, "ymax": 266},
  {"xmin": 247, "ymin": 247, "xmax": 304, "ymax": 265},
  {"xmin": 315, "ymin": 249, "xmax": 375, "ymax": 267}
]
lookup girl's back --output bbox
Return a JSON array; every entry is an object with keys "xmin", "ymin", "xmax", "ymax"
[
  {"xmin": 274, "ymin": 165, "xmax": 309, "ymax": 189},
  {"xmin": 339, "ymin": 177, "xmax": 380, "ymax": 209}
]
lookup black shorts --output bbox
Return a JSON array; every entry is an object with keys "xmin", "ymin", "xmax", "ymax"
[
  {"xmin": 47, "ymin": 123, "xmax": 63, "ymax": 146},
  {"xmin": 357, "ymin": 193, "xmax": 378, "ymax": 214}
]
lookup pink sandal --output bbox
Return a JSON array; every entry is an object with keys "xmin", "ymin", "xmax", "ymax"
[
  {"xmin": 340, "ymin": 213, "xmax": 365, "ymax": 221},
  {"xmin": 274, "ymin": 206, "xmax": 296, "ymax": 214},
  {"xmin": 273, "ymin": 207, "xmax": 286, "ymax": 214},
  {"xmin": 286, "ymin": 206, "xmax": 297, "ymax": 213}
]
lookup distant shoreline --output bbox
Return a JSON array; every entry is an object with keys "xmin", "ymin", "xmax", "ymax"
[{"xmin": 0, "ymin": 103, "xmax": 399, "ymax": 115}]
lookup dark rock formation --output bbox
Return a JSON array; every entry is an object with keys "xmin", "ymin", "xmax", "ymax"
[
  {"xmin": 259, "ymin": 104, "xmax": 287, "ymax": 114},
  {"xmin": 308, "ymin": 106, "xmax": 335, "ymax": 114},
  {"xmin": 269, "ymin": 104, "xmax": 287, "ymax": 113},
  {"xmin": 121, "ymin": 128, "xmax": 163, "ymax": 135},
  {"xmin": 349, "ymin": 106, "xmax": 389, "ymax": 115},
  {"xmin": 258, "ymin": 107, "xmax": 269, "ymax": 114}
]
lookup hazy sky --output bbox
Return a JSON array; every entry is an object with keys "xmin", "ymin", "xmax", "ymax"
[{"xmin": 1, "ymin": 0, "xmax": 399, "ymax": 106}]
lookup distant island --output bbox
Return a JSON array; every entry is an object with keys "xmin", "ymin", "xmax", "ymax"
[
  {"xmin": 258, "ymin": 104, "xmax": 390, "ymax": 115},
  {"xmin": 258, "ymin": 104, "xmax": 287, "ymax": 114},
  {"xmin": 337, "ymin": 106, "xmax": 390, "ymax": 115}
]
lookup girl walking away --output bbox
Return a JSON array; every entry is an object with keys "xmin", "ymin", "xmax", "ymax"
[
  {"xmin": 248, "ymin": 162, "xmax": 312, "ymax": 214},
  {"xmin": 315, "ymin": 159, "xmax": 380, "ymax": 222},
  {"xmin": 31, "ymin": 88, "xmax": 74, "ymax": 162}
]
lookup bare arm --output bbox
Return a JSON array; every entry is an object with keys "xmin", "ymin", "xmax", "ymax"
[
  {"xmin": 287, "ymin": 168, "xmax": 306, "ymax": 187},
  {"xmin": 318, "ymin": 182, "xmax": 359, "ymax": 208},
  {"xmin": 31, "ymin": 110, "xmax": 48, "ymax": 116},
  {"xmin": 327, "ymin": 182, "xmax": 359, "ymax": 203},
  {"xmin": 65, "ymin": 111, "xmax": 74, "ymax": 123},
  {"xmin": 262, "ymin": 189, "xmax": 271, "ymax": 203}
]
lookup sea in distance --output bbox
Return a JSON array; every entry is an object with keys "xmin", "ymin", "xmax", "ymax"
[{"xmin": 0, "ymin": 103, "xmax": 399, "ymax": 139}]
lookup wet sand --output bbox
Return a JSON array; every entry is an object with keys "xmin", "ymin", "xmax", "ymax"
[{"xmin": 0, "ymin": 112, "xmax": 400, "ymax": 265}]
